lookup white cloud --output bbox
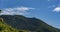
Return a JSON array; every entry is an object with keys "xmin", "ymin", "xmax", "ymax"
[
  {"xmin": 15, "ymin": 7, "xmax": 35, "ymax": 11},
  {"xmin": 0, "ymin": 6, "xmax": 35, "ymax": 15},
  {"xmin": 53, "ymin": 7, "xmax": 60, "ymax": 12}
]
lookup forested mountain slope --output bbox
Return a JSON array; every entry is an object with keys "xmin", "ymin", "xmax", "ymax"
[{"xmin": 0, "ymin": 15, "xmax": 60, "ymax": 32}]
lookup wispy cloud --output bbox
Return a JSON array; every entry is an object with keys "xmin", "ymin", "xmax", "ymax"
[
  {"xmin": 53, "ymin": 7, "xmax": 60, "ymax": 12},
  {"xmin": 47, "ymin": 0, "xmax": 50, "ymax": 1},
  {"xmin": 0, "ymin": 6, "xmax": 35, "ymax": 15},
  {"xmin": 48, "ymin": 0, "xmax": 55, "ymax": 1},
  {"xmin": 47, "ymin": 0, "xmax": 52, "ymax": 1},
  {"xmin": 48, "ymin": 5, "xmax": 56, "ymax": 8}
]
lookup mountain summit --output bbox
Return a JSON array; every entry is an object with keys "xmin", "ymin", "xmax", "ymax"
[{"xmin": 0, "ymin": 15, "xmax": 60, "ymax": 32}]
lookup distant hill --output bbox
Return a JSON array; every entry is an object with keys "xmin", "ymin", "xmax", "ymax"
[{"xmin": 0, "ymin": 15, "xmax": 60, "ymax": 32}]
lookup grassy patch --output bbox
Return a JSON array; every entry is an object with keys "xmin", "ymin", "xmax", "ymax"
[{"xmin": 0, "ymin": 21, "xmax": 30, "ymax": 32}]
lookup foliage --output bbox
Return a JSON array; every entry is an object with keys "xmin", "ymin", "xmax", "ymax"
[
  {"xmin": 0, "ymin": 15, "xmax": 60, "ymax": 32},
  {"xmin": 0, "ymin": 21, "xmax": 30, "ymax": 32},
  {"xmin": 0, "ymin": 10, "xmax": 2, "ymax": 13}
]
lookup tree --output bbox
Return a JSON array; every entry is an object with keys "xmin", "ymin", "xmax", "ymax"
[
  {"xmin": 0, "ymin": 10, "xmax": 2, "ymax": 13},
  {"xmin": 0, "ymin": 10, "xmax": 3, "ymax": 22}
]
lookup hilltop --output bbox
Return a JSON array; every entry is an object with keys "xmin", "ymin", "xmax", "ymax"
[{"xmin": 0, "ymin": 15, "xmax": 60, "ymax": 32}]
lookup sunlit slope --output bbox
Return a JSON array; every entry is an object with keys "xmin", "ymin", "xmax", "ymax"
[
  {"xmin": 0, "ymin": 21, "xmax": 18, "ymax": 32},
  {"xmin": 0, "ymin": 21, "xmax": 30, "ymax": 32}
]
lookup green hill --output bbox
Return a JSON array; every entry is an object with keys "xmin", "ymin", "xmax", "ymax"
[
  {"xmin": 0, "ymin": 21, "xmax": 30, "ymax": 32},
  {"xmin": 0, "ymin": 21, "xmax": 18, "ymax": 32},
  {"xmin": 0, "ymin": 15, "xmax": 60, "ymax": 32}
]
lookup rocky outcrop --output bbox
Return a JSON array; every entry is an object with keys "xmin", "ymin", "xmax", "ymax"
[{"xmin": 0, "ymin": 18, "xmax": 3, "ymax": 22}]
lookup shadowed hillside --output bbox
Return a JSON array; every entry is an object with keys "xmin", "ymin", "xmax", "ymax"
[
  {"xmin": 0, "ymin": 20, "xmax": 31, "ymax": 32},
  {"xmin": 0, "ymin": 21, "xmax": 19, "ymax": 32},
  {"xmin": 0, "ymin": 15, "xmax": 60, "ymax": 32}
]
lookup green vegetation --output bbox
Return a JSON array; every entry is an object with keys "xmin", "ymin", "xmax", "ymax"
[
  {"xmin": 0, "ymin": 10, "xmax": 2, "ymax": 13},
  {"xmin": 0, "ymin": 21, "xmax": 30, "ymax": 32},
  {"xmin": 0, "ymin": 15, "xmax": 60, "ymax": 32},
  {"xmin": 0, "ymin": 21, "xmax": 18, "ymax": 32}
]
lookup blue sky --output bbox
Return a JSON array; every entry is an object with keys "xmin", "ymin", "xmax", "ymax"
[{"xmin": 0, "ymin": 0, "xmax": 60, "ymax": 28}]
